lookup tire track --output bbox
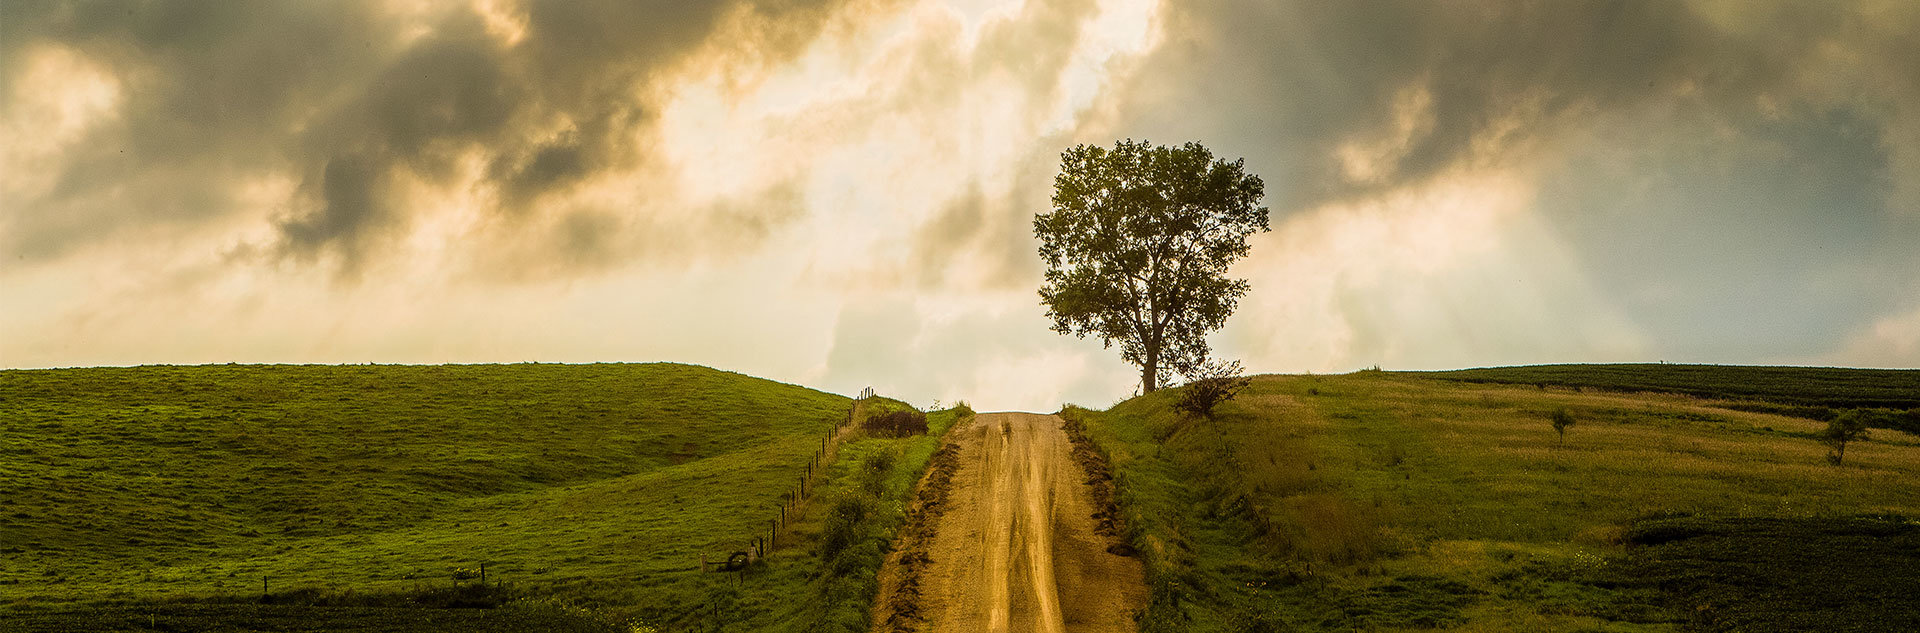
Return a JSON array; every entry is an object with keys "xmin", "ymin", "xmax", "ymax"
[{"xmin": 875, "ymin": 412, "xmax": 1143, "ymax": 633}]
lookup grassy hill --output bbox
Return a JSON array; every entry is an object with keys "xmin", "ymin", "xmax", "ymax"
[
  {"xmin": 12, "ymin": 361, "xmax": 1913, "ymax": 631},
  {"xmin": 0, "ymin": 363, "xmax": 943, "ymax": 630},
  {"xmin": 1070, "ymin": 369, "xmax": 1920, "ymax": 632}
]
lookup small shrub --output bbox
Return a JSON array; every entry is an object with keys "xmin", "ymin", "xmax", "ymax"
[
  {"xmin": 860, "ymin": 450, "xmax": 895, "ymax": 497},
  {"xmin": 862, "ymin": 410, "xmax": 927, "ymax": 437},
  {"xmin": 1175, "ymin": 359, "xmax": 1252, "ymax": 418},
  {"xmin": 818, "ymin": 495, "xmax": 874, "ymax": 562},
  {"xmin": 862, "ymin": 450, "xmax": 895, "ymax": 475}
]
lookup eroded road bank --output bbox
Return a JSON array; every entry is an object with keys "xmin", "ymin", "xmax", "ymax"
[{"xmin": 874, "ymin": 412, "xmax": 1145, "ymax": 633}]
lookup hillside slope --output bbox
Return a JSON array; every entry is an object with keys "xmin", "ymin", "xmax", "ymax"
[
  {"xmin": 0, "ymin": 363, "xmax": 849, "ymax": 619},
  {"xmin": 1072, "ymin": 370, "xmax": 1920, "ymax": 632}
]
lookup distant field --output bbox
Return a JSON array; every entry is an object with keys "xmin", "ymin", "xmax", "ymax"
[
  {"xmin": 1073, "ymin": 369, "xmax": 1920, "ymax": 632},
  {"xmin": 1417, "ymin": 363, "xmax": 1920, "ymax": 410},
  {"xmin": 0, "ymin": 363, "xmax": 914, "ymax": 630}
]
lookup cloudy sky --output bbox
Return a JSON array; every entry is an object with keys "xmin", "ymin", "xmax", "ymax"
[{"xmin": 4, "ymin": 0, "xmax": 1917, "ymax": 410}]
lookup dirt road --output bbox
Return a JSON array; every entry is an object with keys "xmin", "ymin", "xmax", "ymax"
[{"xmin": 877, "ymin": 412, "xmax": 1145, "ymax": 633}]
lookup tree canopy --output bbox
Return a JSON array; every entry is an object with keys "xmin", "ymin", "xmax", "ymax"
[{"xmin": 1035, "ymin": 139, "xmax": 1268, "ymax": 393}]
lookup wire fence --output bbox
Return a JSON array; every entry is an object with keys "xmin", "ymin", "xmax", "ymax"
[{"xmin": 699, "ymin": 388, "xmax": 874, "ymax": 572}]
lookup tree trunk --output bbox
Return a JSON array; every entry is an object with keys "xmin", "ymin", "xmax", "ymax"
[
  {"xmin": 1142, "ymin": 342, "xmax": 1160, "ymax": 393},
  {"xmin": 1142, "ymin": 300, "xmax": 1164, "ymax": 393}
]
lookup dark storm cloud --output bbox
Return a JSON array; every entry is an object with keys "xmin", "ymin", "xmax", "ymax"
[
  {"xmin": 281, "ymin": 154, "xmax": 387, "ymax": 258},
  {"xmin": 1112, "ymin": 1, "xmax": 1917, "ymax": 211},
  {"xmin": 1106, "ymin": 0, "xmax": 1920, "ymax": 365},
  {"xmin": 2, "ymin": 1, "xmax": 391, "ymax": 260},
  {"xmin": 1539, "ymin": 105, "xmax": 1915, "ymax": 360},
  {"xmin": 1, "ymin": 0, "xmax": 877, "ymax": 273}
]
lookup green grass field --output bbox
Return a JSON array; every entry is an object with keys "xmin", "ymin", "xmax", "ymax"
[
  {"xmin": 1071, "ymin": 369, "xmax": 1920, "ymax": 632},
  {"xmin": 0, "ymin": 363, "xmax": 972, "ymax": 631},
  {"xmin": 9, "ymin": 362, "xmax": 1916, "ymax": 632}
]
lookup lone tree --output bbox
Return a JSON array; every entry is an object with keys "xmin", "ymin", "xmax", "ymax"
[
  {"xmin": 1823, "ymin": 409, "xmax": 1877, "ymax": 465},
  {"xmin": 1035, "ymin": 140, "xmax": 1269, "ymax": 392},
  {"xmin": 1549, "ymin": 408, "xmax": 1575, "ymax": 445}
]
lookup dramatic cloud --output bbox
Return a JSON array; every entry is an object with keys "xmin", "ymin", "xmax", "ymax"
[
  {"xmin": 1102, "ymin": 0, "xmax": 1920, "ymax": 372},
  {"xmin": 1, "ymin": 0, "xmax": 886, "ymax": 272},
  {"xmin": 3, "ymin": 1, "xmax": 1916, "ymax": 410}
]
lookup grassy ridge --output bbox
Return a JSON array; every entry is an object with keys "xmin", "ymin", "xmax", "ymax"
[
  {"xmin": 1419, "ymin": 364, "xmax": 1920, "ymax": 410},
  {"xmin": 0, "ymin": 363, "xmax": 851, "ymax": 627},
  {"xmin": 1074, "ymin": 371, "xmax": 1920, "ymax": 632}
]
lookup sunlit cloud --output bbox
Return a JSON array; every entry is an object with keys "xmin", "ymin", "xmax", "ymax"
[
  {"xmin": 1, "ymin": 44, "xmax": 122, "ymax": 197},
  {"xmin": 1830, "ymin": 304, "xmax": 1920, "ymax": 368},
  {"xmin": 1222, "ymin": 167, "xmax": 1649, "ymax": 373}
]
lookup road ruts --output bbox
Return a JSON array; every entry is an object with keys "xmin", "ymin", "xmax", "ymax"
[{"xmin": 907, "ymin": 412, "xmax": 1145, "ymax": 633}]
